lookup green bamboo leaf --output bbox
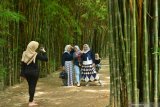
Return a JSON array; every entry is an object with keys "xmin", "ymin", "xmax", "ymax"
[{"xmin": 0, "ymin": 38, "xmax": 7, "ymax": 47}]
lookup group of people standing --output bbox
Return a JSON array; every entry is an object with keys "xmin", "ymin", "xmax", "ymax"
[
  {"xmin": 20, "ymin": 41, "xmax": 102, "ymax": 106},
  {"xmin": 62, "ymin": 44, "xmax": 102, "ymax": 87}
]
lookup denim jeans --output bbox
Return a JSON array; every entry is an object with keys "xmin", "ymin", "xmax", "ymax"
[{"xmin": 74, "ymin": 65, "xmax": 81, "ymax": 84}]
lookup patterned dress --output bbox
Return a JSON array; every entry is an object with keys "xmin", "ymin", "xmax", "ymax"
[
  {"xmin": 81, "ymin": 51, "xmax": 99, "ymax": 82},
  {"xmin": 62, "ymin": 52, "xmax": 73, "ymax": 86},
  {"xmin": 65, "ymin": 61, "xmax": 73, "ymax": 86}
]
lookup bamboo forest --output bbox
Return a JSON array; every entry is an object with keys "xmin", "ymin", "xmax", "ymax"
[{"xmin": 0, "ymin": 0, "xmax": 160, "ymax": 107}]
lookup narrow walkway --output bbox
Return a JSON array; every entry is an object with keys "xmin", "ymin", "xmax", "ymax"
[{"xmin": 0, "ymin": 60, "xmax": 110, "ymax": 107}]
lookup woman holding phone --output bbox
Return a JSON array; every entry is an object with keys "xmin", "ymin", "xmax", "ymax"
[{"xmin": 20, "ymin": 41, "xmax": 48, "ymax": 106}]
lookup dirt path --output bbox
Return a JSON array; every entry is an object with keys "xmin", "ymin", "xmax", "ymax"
[{"xmin": 0, "ymin": 60, "xmax": 110, "ymax": 107}]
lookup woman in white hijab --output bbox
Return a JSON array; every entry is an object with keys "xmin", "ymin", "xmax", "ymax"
[
  {"xmin": 81, "ymin": 44, "xmax": 102, "ymax": 86},
  {"xmin": 21, "ymin": 41, "xmax": 48, "ymax": 106},
  {"xmin": 62, "ymin": 45, "xmax": 74, "ymax": 86}
]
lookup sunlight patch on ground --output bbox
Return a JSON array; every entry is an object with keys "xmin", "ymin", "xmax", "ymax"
[
  {"xmin": 98, "ymin": 74, "xmax": 109, "ymax": 77},
  {"xmin": 12, "ymin": 85, "xmax": 21, "ymax": 89},
  {"xmin": 62, "ymin": 87, "xmax": 81, "ymax": 92},
  {"xmin": 35, "ymin": 91, "xmax": 47, "ymax": 96},
  {"xmin": 13, "ymin": 103, "xmax": 22, "ymax": 106},
  {"xmin": 82, "ymin": 89, "xmax": 109, "ymax": 94},
  {"xmin": 102, "ymin": 83, "xmax": 110, "ymax": 85},
  {"xmin": 101, "ymin": 65, "xmax": 109, "ymax": 67},
  {"xmin": 99, "ymin": 89, "xmax": 110, "ymax": 92},
  {"xmin": 36, "ymin": 87, "xmax": 43, "ymax": 90},
  {"xmin": 83, "ymin": 89, "xmax": 97, "ymax": 93},
  {"xmin": 38, "ymin": 96, "xmax": 72, "ymax": 101},
  {"xmin": 98, "ymin": 74, "xmax": 103, "ymax": 76},
  {"xmin": 55, "ymin": 101, "xmax": 62, "ymax": 105},
  {"xmin": 105, "ymin": 77, "xmax": 110, "ymax": 79}
]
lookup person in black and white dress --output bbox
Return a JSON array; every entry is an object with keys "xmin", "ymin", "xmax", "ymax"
[
  {"xmin": 62, "ymin": 45, "xmax": 74, "ymax": 86},
  {"xmin": 81, "ymin": 44, "xmax": 102, "ymax": 86}
]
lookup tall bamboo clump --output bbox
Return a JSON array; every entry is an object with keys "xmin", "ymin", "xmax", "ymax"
[{"xmin": 108, "ymin": 0, "xmax": 159, "ymax": 107}]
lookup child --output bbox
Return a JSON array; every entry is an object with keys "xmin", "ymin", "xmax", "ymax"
[{"xmin": 95, "ymin": 53, "xmax": 101, "ymax": 73}]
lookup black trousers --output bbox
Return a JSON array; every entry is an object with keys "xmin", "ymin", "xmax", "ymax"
[{"xmin": 25, "ymin": 74, "xmax": 38, "ymax": 102}]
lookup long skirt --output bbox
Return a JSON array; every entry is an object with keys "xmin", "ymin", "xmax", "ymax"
[
  {"xmin": 81, "ymin": 64, "xmax": 99, "ymax": 82},
  {"xmin": 65, "ymin": 61, "xmax": 73, "ymax": 86}
]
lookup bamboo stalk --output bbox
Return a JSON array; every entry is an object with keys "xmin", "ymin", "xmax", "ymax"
[
  {"xmin": 131, "ymin": 0, "xmax": 138, "ymax": 105},
  {"xmin": 108, "ymin": 0, "xmax": 115, "ymax": 106},
  {"xmin": 122, "ymin": 0, "xmax": 132, "ymax": 105},
  {"xmin": 152, "ymin": 0, "xmax": 159, "ymax": 106},
  {"xmin": 143, "ymin": 0, "xmax": 150, "ymax": 104}
]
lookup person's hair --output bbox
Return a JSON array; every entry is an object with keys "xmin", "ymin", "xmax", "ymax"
[{"xmin": 95, "ymin": 53, "xmax": 100, "ymax": 59}]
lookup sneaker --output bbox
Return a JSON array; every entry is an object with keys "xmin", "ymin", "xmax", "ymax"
[{"xmin": 28, "ymin": 102, "xmax": 38, "ymax": 106}]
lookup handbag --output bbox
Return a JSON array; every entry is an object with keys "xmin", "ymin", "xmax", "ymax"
[{"xmin": 59, "ymin": 70, "xmax": 68, "ymax": 79}]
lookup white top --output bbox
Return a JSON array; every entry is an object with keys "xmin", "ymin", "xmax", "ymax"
[{"xmin": 83, "ymin": 57, "xmax": 93, "ymax": 65}]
